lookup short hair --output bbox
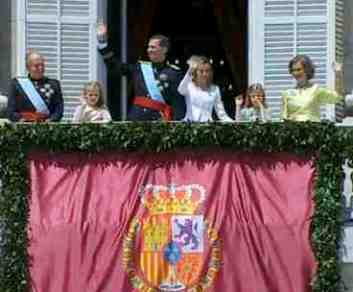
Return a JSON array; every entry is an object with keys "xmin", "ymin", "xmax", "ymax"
[
  {"xmin": 245, "ymin": 83, "xmax": 267, "ymax": 108},
  {"xmin": 149, "ymin": 34, "xmax": 170, "ymax": 51},
  {"xmin": 83, "ymin": 81, "xmax": 105, "ymax": 108},
  {"xmin": 26, "ymin": 50, "xmax": 44, "ymax": 68},
  {"xmin": 288, "ymin": 55, "xmax": 315, "ymax": 80}
]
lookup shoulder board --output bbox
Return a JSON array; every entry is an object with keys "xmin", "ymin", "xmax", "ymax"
[
  {"xmin": 167, "ymin": 64, "xmax": 181, "ymax": 70},
  {"xmin": 138, "ymin": 60, "xmax": 152, "ymax": 65}
]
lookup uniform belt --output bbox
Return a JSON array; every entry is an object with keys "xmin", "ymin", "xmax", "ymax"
[
  {"xmin": 133, "ymin": 96, "xmax": 172, "ymax": 121},
  {"xmin": 20, "ymin": 111, "xmax": 49, "ymax": 122}
]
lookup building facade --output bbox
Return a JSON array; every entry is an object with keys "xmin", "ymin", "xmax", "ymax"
[{"xmin": 0, "ymin": 0, "xmax": 352, "ymax": 288}]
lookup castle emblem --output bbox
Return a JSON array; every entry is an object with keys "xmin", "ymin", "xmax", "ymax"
[{"xmin": 123, "ymin": 184, "xmax": 222, "ymax": 291}]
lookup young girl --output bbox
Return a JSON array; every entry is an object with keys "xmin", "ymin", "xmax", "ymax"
[
  {"xmin": 235, "ymin": 83, "xmax": 271, "ymax": 122},
  {"xmin": 178, "ymin": 55, "xmax": 233, "ymax": 122},
  {"xmin": 72, "ymin": 81, "xmax": 112, "ymax": 123}
]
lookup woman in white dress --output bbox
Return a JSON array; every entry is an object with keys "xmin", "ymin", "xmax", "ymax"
[
  {"xmin": 177, "ymin": 55, "xmax": 233, "ymax": 122},
  {"xmin": 72, "ymin": 81, "xmax": 112, "ymax": 123}
]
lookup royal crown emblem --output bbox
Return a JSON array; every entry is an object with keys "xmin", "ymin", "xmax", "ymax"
[
  {"xmin": 123, "ymin": 184, "xmax": 222, "ymax": 292},
  {"xmin": 141, "ymin": 184, "xmax": 205, "ymax": 215}
]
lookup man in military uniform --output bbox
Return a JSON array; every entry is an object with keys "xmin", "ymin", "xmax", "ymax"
[
  {"xmin": 97, "ymin": 24, "xmax": 185, "ymax": 121},
  {"xmin": 7, "ymin": 51, "xmax": 64, "ymax": 122}
]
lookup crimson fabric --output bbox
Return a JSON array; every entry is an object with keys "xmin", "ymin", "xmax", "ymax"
[{"xmin": 28, "ymin": 151, "xmax": 316, "ymax": 292}]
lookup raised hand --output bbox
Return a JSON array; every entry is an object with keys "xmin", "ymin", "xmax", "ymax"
[
  {"xmin": 187, "ymin": 55, "xmax": 202, "ymax": 70},
  {"xmin": 332, "ymin": 61, "xmax": 343, "ymax": 72},
  {"xmin": 234, "ymin": 94, "xmax": 243, "ymax": 106},
  {"xmin": 96, "ymin": 21, "xmax": 108, "ymax": 43}
]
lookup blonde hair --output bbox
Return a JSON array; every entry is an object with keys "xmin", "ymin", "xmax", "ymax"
[
  {"xmin": 191, "ymin": 56, "xmax": 213, "ymax": 87},
  {"xmin": 82, "ymin": 81, "xmax": 105, "ymax": 108}
]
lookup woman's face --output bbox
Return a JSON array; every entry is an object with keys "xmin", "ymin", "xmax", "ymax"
[
  {"xmin": 195, "ymin": 63, "xmax": 212, "ymax": 87},
  {"xmin": 291, "ymin": 62, "xmax": 306, "ymax": 83},
  {"xmin": 249, "ymin": 90, "xmax": 264, "ymax": 108}
]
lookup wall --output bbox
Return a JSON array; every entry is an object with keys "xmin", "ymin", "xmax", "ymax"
[{"xmin": 0, "ymin": 0, "xmax": 11, "ymax": 95}]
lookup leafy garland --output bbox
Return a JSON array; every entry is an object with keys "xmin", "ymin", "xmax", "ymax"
[{"xmin": 0, "ymin": 121, "xmax": 352, "ymax": 292}]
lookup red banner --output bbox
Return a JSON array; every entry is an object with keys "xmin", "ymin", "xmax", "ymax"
[{"xmin": 28, "ymin": 151, "xmax": 316, "ymax": 292}]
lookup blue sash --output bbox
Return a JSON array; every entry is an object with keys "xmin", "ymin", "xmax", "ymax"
[
  {"xmin": 16, "ymin": 78, "xmax": 49, "ymax": 114},
  {"xmin": 139, "ymin": 62, "xmax": 165, "ymax": 103}
]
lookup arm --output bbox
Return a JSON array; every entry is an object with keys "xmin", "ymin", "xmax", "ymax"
[
  {"xmin": 101, "ymin": 109, "xmax": 112, "ymax": 122},
  {"xmin": 177, "ymin": 68, "xmax": 192, "ymax": 97},
  {"xmin": 7, "ymin": 79, "xmax": 21, "ymax": 122},
  {"xmin": 281, "ymin": 93, "xmax": 288, "ymax": 120},
  {"xmin": 234, "ymin": 95, "xmax": 243, "ymax": 122},
  {"xmin": 214, "ymin": 87, "xmax": 233, "ymax": 122},
  {"xmin": 49, "ymin": 80, "xmax": 64, "ymax": 121},
  {"xmin": 316, "ymin": 63, "xmax": 344, "ymax": 104},
  {"xmin": 97, "ymin": 23, "xmax": 132, "ymax": 77},
  {"xmin": 72, "ymin": 105, "xmax": 84, "ymax": 123},
  {"xmin": 258, "ymin": 104, "xmax": 265, "ymax": 122},
  {"xmin": 264, "ymin": 107, "xmax": 272, "ymax": 122}
]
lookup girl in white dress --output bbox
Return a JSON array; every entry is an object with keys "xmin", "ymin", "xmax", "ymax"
[
  {"xmin": 177, "ymin": 55, "xmax": 233, "ymax": 122},
  {"xmin": 72, "ymin": 81, "xmax": 112, "ymax": 123}
]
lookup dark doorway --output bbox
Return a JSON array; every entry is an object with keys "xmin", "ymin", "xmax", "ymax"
[{"xmin": 107, "ymin": 0, "xmax": 247, "ymax": 119}]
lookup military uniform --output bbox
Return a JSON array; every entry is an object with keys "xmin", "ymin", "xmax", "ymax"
[
  {"xmin": 8, "ymin": 76, "xmax": 64, "ymax": 122},
  {"xmin": 99, "ymin": 45, "xmax": 186, "ymax": 121}
]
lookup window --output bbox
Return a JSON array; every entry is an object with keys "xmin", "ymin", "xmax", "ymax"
[
  {"xmin": 249, "ymin": 0, "xmax": 343, "ymax": 119},
  {"xmin": 15, "ymin": 0, "xmax": 106, "ymax": 120}
]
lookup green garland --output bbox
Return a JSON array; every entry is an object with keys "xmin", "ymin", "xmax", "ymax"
[{"xmin": 0, "ymin": 121, "xmax": 352, "ymax": 292}]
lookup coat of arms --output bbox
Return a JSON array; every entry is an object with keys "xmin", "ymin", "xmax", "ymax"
[{"xmin": 123, "ymin": 184, "xmax": 222, "ymax": 291}]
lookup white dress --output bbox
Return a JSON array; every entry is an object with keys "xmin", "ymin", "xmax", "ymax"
[
  {"xmin": 177, "ymin": 69, "xmax": 233, "ymax": 122},
  {"xmin": 72, "ymin": 103, "xmax": 112, "ymax": 123}
]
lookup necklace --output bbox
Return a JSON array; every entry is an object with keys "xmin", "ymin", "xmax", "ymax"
[{"xmin": 296, "ymin": 80, "xmax": 312, "ymax": 90}]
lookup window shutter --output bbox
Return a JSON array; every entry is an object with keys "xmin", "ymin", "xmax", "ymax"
[
  {"xmin": 249, "ymin": 0, "xmax": 341, "ymax": 120},
  {"xmin": 335, "ymin": 0, "xmax": 345, "ymax": 121},
  {"xmin": 22, "ymin": 0, "xmax": 98, "ymax": 120}
]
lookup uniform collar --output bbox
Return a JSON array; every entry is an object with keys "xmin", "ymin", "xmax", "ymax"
[
  {"xmin": 152, "ymin": 61, "xmax": 167, "ymax": 71},
  {"xmin": 28, "ymin": 74, "xmax": 47, "ymax": 83}
]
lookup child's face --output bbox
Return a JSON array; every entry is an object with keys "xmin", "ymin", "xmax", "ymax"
[
  {"xmin": 249, "ymin": 90, "xmax": 264, "ymax": 107},
  {"xmin": 86, "ymin": 89, "xmax": 99, "ymax": 107}
]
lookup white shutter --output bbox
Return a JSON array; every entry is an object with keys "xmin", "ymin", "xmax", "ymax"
[
  {"xmin": 18, "ymin": 0, "xmax": 101, "ymax": 121},
  {"xmin": 335, "ymin": 0, "xmax": 345, "ymax": 120},
  {"xmin": 249, "ymin": 0, "xmax": 341, "ymax": 120}
]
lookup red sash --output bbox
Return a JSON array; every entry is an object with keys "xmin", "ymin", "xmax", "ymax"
[
  {"xmin": 133, "ymin": 96, "xmax": 173, "ymax": 121},
  {"xmin": 20, "ymin": 111, "xmax": 49, "ymax": 122}
]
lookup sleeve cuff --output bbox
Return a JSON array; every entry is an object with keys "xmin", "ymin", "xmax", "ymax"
[{"xmin": 98, "ymin": 42, "xmax": 108, "ymax": 50}]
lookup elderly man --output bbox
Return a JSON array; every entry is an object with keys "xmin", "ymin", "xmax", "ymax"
[
  {"xmin": 97, "ymin": 24, "xmax": 185, "ymax": 121},
  {"xmin": 7, "ymin": 51, "xmax": 64, "ymax": 122}
]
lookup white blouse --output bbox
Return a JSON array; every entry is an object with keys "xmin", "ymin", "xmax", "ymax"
[
  {"xmin": 72, "ymin": 104, "xmax": 112, "ymax": 123},
  {"xmin": 178, "ymin": 69, "xmax": 233, "ymax": 122}
]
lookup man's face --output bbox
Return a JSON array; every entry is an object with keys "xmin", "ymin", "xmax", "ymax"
[
  {"xmin": 27, "ymin": 55, "xmax": 45, "ymax": 80},
  {"xmin": 147, "ymin": 39, "xmax": 167, "ymax": 63}
]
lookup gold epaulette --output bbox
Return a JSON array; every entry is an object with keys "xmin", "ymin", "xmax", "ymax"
[
  {"xmin": 167, "ymin": 63, "xmax": 180, "ymax": 70},
  {"xmin": 138, "ymin": 60, "xmax": 152, "ymax": 65}
]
